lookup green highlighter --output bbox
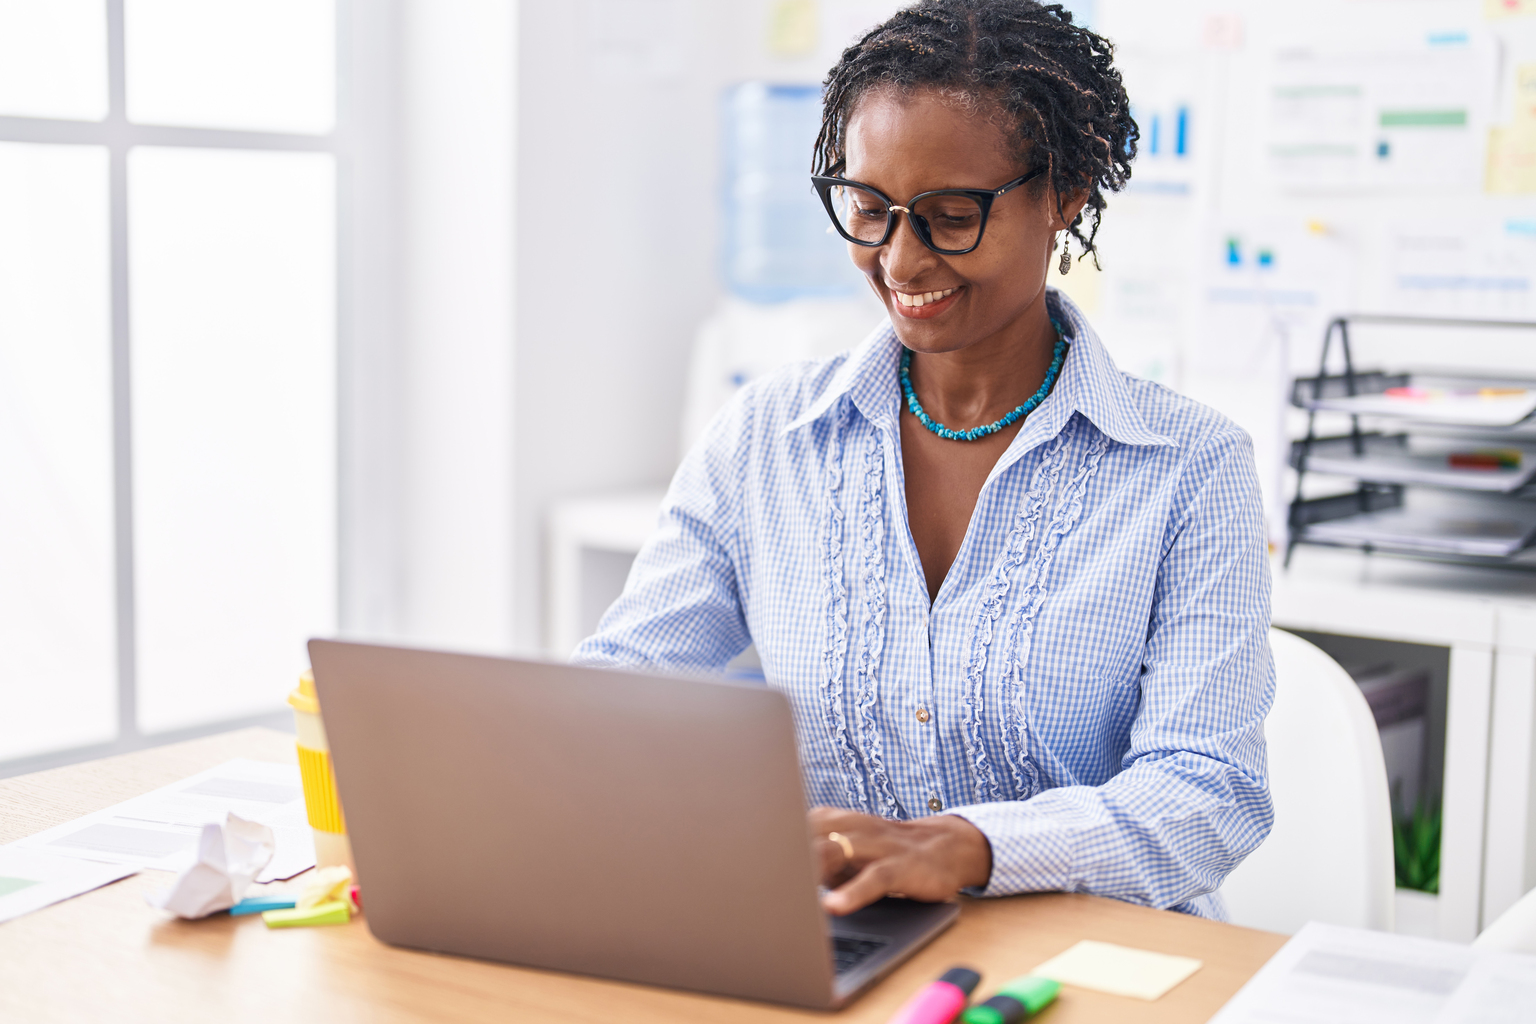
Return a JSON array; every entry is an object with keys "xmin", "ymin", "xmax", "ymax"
[{"xmin": 960, "ymin": 976, "xmax": 1061, "ymax": 1024}]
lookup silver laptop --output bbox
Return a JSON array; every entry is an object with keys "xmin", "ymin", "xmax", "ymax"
[{"xmin": 308, "ymin": 639, "xmax": 959, "ymax": 1009}]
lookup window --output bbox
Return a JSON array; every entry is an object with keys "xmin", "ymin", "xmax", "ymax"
[{"xmin": 0, "ymin": 1, "xmax": 345, "ymax": 769}]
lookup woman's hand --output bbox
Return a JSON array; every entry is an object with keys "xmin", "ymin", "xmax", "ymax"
[{"xmin": 810, "ymin": 806, "xmax": 993, "ymax": 915}]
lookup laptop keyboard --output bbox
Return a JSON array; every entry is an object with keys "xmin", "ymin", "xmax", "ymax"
[{"xmin": 831, "ymin": 933, "xmax": 891, "ymax": 975}]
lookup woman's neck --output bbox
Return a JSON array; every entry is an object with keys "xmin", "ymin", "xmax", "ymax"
[{"xmin": 902, "ymin": 299, "xmax": 1059, "ymax": 429}]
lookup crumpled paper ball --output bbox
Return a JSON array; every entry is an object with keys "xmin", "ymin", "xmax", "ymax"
[{"xmin": 146, "ymin": 813, "xmax": 276, "ymax": 919}]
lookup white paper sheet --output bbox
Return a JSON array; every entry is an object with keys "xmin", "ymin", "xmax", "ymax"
[
  {"xmin": 1212, "ymin": 921, "xmax": 1536, "ymax": 1024},
  {"xmin": 13, "ymin": 759, "xmax": 314, "ymax": 882},
  {"xmin": 0, "ymin": 846, "xmax": 136, "ymax": 923}
]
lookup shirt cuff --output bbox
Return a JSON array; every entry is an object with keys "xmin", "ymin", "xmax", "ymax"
[{"xmin": 947, "ymin": 801, "xmax": 1076, "ymax": 899}]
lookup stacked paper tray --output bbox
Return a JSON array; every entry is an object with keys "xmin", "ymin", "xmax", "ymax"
[
  {"xmin": 1299, "ymin": 434, "xmax": 1536, "ymax": 493},
  {"xmin": 1295, "ymin": 374, "xmax": 1536, "ymax": 428},
  {"xmin": 1302, "ymin": 504, "xmax": 1536, "ymax": 558}
]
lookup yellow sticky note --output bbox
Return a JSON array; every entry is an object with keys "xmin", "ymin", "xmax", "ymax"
[
  {"xmin": 767, "ymin": 0, "xmax": 817, "ymax": 58},
  {"xmin": 1514, "ymin": 64, "xmax": 1536, "ymax": 123},
  {"xmin": 1487, "ymin": 0, "xmax": 1536, "ymax": 19},
  {"xmin": 297, "ymin": 864, "xmax": 352, "ymax": 909},
  {"xmin": 1029, "ymin": 940, "xmax": 1202, "ymax": 1000},
  {"xmin": 262, "ymin": 899, "xmax": 351, "ymax": 928},
  {"xmin": 1487, "ymin": 124, "xmax": 1536, "ymax": 193}
]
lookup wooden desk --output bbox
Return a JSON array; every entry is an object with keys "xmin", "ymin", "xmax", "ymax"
[{"xmin": 0, "ymin": 728, "xmax": 1285, "ymax": 1023}]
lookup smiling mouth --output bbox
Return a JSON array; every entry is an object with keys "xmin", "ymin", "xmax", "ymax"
[
  {"xmin": 891, "ymin": 287, "xmax": 956, "ymax": 308},
  {"xmin": 888, "ymin": 286, "xmax": 962, "ymax": 319}
]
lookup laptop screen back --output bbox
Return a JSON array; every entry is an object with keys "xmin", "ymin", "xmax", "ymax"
[{"xmin": 309, "ymin": 640, "xmax": 838, "ymax": 1007}]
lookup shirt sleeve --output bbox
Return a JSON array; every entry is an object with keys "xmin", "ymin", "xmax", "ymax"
[
  {"xmin": 948, "ymin": 426, "xmax": 1275, "ymax": 916},
  {"xmin": 570, "ymin": 390, "xmax": 755, "ymax": 674}
]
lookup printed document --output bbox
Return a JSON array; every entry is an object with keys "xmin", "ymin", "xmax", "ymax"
[
  {"xmin": 0, "ymin": 847, "xmax": 135, "ymax": 923},
  {"xmin": 12, "ymin": 759, "xmax": 314, "ymax": 882},
  {"xmin": 1212, "ymin": 921, "xmax": 1536, "ymax": 1024}
]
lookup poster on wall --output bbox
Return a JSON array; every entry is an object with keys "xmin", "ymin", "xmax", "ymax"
[
  {"xmin": 1268, "ymin": 34, "xmax": 1498, "ymax": 191},
  {"xmin": 1380, "ymin": 218, "xmax": 1536, "ymax": 318}
]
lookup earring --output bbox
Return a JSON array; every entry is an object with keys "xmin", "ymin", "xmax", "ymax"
[{"xmin": 1058, "ymin": 235, "xmax": 1072, "ymax": 276}]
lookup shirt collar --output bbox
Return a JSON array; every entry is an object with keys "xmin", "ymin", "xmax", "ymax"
[
  {"xmin": 782, "ymin": 320, "xmax": 902, "ymax": 434},
  {"xmin": 1016, "ymin": 289, "xmax": 1180, "ymax": 450},
  {"xmin": 782, "ymin": 289, "xmax": 1178, "ymax": 450}
]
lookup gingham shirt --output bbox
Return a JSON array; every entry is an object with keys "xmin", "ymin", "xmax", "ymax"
[{"xmin": 575, "ymin": 290, "xmax": 1274, "ymax": 918}]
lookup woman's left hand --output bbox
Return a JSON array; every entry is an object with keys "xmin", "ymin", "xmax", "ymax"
[{"xmin": 810, "ymin": 806, "xmax": 993, "ymax": 915}]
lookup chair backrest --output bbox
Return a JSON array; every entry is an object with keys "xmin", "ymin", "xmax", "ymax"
[
  {"xmin": 1474, "ymin": 885, "xmax": 1536, "ymax": 953},
  {"xmin": 1220, "ymin": 628, "xmax": 1396, "ymax": 933}
]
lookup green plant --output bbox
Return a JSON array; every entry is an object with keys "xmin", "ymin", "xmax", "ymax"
[{"xmin": 1394, "ymin": 802, "xmax": 1441, "ymax": 894}]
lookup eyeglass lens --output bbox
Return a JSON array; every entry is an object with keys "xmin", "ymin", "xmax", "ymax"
[{"xmin": 830, "ymin": 184, "xmax": 985, "ymax": 252}]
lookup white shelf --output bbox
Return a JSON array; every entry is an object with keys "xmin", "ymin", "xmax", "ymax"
[{"xmin": 546, "ymin": 488, "xmax": 666, "ymax": 658}]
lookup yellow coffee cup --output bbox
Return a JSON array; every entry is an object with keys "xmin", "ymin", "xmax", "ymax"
[{"xmin": 288, "ymin": 669, "xmax": 353, "ymax": 874}]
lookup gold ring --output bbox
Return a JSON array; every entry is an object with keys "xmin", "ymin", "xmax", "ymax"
[{"xmin": 827, "ymin": 831, "xmax": 855, "ymax": 862}]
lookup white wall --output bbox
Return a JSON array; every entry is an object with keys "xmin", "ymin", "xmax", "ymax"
[
  {"xmin": 510, "ymin": 0, "xmax": 916, "ymax": 652},
  {"xmin": 394, "ymin": 0, "xmax": 517, "ymax": 653},
  {"xmin": 513, "ymin": 1, "xmax": 727, "ymax": 651}
]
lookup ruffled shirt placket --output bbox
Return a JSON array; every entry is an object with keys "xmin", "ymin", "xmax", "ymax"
[{"xmin": 818, "ymin": 390, "xmax": 1118, "ymax": 818}]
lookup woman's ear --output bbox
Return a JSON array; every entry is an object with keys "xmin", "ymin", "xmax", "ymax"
[{"xmin": 1049, "ymin": 187, "xmax": 1091, "ymax": 232}]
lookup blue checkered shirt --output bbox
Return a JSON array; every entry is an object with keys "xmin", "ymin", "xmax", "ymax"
[{"xmin": 574, "ymin": 290, "xmax": 1274, "ymax": 919}]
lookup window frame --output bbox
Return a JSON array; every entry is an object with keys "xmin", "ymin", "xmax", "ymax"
[{"xmin": 0, "ymin": 0, "xmax": 389, "ymax": 776}]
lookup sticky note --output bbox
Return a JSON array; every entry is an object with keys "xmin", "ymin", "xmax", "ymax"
[
  {"xmin": 297, "ymin": 865, "xmax": 352, "ymax": 909},
  {"xmin": 1029, "ymin": 940, "xmax": 1202, "ymax": 1000},
  {"xmin": 1487, "ymin": 124, "xmax": 1536, "ymax": 194},
  {"xmin": 1487, "ymin": 0, "xmax": 1536, "ymax": 20},
  {"xmin": 262, "ymin": 899, "xmax": 351, "ymax": 928},
  {"xmin": 766, "ymin": 0, "xmax": 817, "ymax": 58}
]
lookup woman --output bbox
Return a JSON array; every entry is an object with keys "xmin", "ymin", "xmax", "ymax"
[{"xmin": 575, "ymin": 0, "xmax": 1273, "ymax": 920}]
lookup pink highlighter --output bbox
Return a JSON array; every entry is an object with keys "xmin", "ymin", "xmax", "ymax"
[{"xmin": 887, "ymin": 966, "xmax": 983, "ymax": 1024}]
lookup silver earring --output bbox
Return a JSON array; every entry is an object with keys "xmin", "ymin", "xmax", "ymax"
[{"xmin": 1058, "ymin": 235, "xmax": 1072, "ymax": 275}]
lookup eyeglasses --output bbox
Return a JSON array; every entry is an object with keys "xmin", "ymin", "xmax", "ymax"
[{"xmin": 810, "ymin": 166, "xmax": 1044, "ymax": 256}]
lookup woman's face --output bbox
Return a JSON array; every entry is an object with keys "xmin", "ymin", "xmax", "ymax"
[{"xmin": 841, "ymin": 86, "xmax": 1086, "ymax": 355}]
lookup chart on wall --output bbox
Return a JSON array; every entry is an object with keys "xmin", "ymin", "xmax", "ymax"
[
  {"xmin": 1370, "ymin": 213, "xmax": 1536, "ymax": 318},
  {"xmin": 1267, "ymin": 33, "xmax": 1499, "ymax": 192}
]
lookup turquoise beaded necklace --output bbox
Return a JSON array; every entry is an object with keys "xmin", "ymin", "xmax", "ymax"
[{"xmin": 899, "ymin": 318, "xmax": 1068, "ymax": 442}]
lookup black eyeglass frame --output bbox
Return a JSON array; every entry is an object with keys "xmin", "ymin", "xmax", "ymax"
[{"xmin": 810, "ymin": 166, "xmax": 1045, "ymax": 256}]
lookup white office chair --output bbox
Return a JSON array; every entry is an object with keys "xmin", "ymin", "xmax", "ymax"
[
  {"xmin": 1220, "ymin": 628, "xmax": 1396, "ymax": 933},
  {"xmin": 1474, "ymin": 885, "xmax": 1536, "ymax": 954}
]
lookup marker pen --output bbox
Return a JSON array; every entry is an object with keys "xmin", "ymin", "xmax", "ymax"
[
  {"xmin": 886, "ymin": 966, "xmax": 982, "ymax": 1024},
  {"xmin": 229, "ymin": 894, "xmax": 298, "ymax": 915},
  {"xmin": 960, "ymin": 976, "xmax": 1061, "ymax": 1024}
]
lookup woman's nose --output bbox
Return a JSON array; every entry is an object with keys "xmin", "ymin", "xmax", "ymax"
[{"xmin": 880, "ymin": 212, "xmax": 938, "ymax": 284}]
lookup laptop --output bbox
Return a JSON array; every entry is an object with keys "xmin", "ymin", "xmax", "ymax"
[{"xmin": 307, "ymin": 639, "xmax": 959, "ymax": 1009}]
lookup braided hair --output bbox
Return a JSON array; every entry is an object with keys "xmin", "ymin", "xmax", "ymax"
[{"xmin": 814, "ymin": 0, "xmax": 1137, "ymax": 267}]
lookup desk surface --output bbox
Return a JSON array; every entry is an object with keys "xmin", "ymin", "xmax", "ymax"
[{"xmin": 0, "ymin": 728, "xmax": 1285, "ymax": 1024}]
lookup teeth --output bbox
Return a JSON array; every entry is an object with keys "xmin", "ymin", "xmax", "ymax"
[{"xmin": 894, "ymin": 287, "xmax": 955, "ymax": 307}]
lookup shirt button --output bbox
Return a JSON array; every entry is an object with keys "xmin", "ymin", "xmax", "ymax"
[
  {"xmin": 915, "ymin": 706, "xmax": 930, "ymax": 723},
  {"xmin": 928, "ymin": 797, "xmax": 943, "ymax": 812}
]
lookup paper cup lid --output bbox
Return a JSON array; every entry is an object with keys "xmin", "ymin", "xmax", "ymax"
[{"xmin": 288, "ymin": 669, "xmax": 320, "ymax": 714}]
